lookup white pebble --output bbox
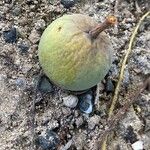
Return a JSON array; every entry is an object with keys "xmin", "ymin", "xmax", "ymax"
[
  {"xmin": 131, "ymin": 141, "xmax": 143, "ymax": 150},
  {"xmin": 63, "ymin": 95, "xmax": 78, "ymax": 108}
]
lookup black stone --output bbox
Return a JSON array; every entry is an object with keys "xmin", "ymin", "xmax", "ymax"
[
  {"xmin": 61, "ymin": 0, "xmax": 76, "ymax": 9},
  {"xmin": 36, "ymin": 130, "xmax": 59, "ymax": 150},
  {"xmin": 37, "ymin": 76, "xmax": 54, "ymax": 93},
  {"xmin": 79, "ymin": 100, "xmax": 90, "ymax": 112},
  {"xmin": 3, "ymin": 28, "xmax": 17, "ymax": 43},
  {"xmin": 78, "ymin": 92, "xmax": 93, "ymax": 114},
  {"xmin": 105, "ymin": 78, "xmax": 114, "ymax": 93},
  {"xmin": 18, "ymin": 43, "xmax": 29, "ymax": 53},
  {"xmin": 123, "ymin": 126, "xmax": 138, "ymax": 144}
]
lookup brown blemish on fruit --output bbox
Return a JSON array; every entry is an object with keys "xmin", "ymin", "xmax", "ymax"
[{"xmin": 58, "ymin": 26, "xmax": 62, "ymax": 32}]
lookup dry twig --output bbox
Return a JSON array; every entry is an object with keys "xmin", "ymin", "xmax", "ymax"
[
  {"xmin": 101, "ymin": 11, "xmax": 150, "ymax": 150},
  {"xmin": 94, "ymin": 77, "xmax": 150, "ymax": 149}
]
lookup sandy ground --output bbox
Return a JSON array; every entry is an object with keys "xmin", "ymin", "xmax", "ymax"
[{"xmin": 0, "ymin": 0, "xmax": 150, "ymax": 150}]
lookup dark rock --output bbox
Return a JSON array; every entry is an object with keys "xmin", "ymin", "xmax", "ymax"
[
  {"xmin": 61, "ymin": 0, "xmax": 76, "ymax": 9},
  {"xmin": 123, "ymin": 126, "xmax": 138, "ymax": 144},
  {"xmin": 18, "ymin": 42, "xmax": 29, "ymax": 53},
  {"xmin": 3, "ymin": 28, "xmax": 17, "ymax": 43},
  {"xmin": 105, "ymin": 78, "xmax": 114, "ymax": 93},
  {"xmin": 78, "ymin": 92, "xmax": 93, "ymax": 114},
  {"xmin": 37, "ymin": 76, "xmax": 54, "ymax": 93},
  {"xmin": 36, "ymin": 130, "xmax": 59, "ymax": 150}
]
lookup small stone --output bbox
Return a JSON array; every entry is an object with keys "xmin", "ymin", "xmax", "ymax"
[
  {"xmin": 63, "ymin": 95, "xmax": 78, "ymax": 108},
  {"xmin": 22, "ymin": 64, "xmax": 33, "ymax": 74},
  {"xmin": 18, "ymin": 42, "xmax": 29, "ymax": 53},
  {"xmin": 38, "ymin": 76, "xmax": 54, "ymax": 93},
  {"xmin": 88, "ymin": 115, "xmax": 100, "ymax": 130},
  {"xmin": 35, "ymin": 19, "xmax": 46, "ymax": 31},
  {"xmin": 3, "ymin": 27, "xmax": 17, "ymax": 43},
  {"xmin": 47, "ymin": 120, "xmax": 59, "ymax": 130},
  {"xmin": 110, "ymin": 64, "xmax": 119, "ymax": 78},
  {"xmin": 105, "ymin": 78, "xmax": 114, "ymax": 93},
  {"xmin": 12, "ymin": 7, "xmax": 21, "ymax": 16},
  {"xmin": 28, "ymin": 29, "xmax": 40, "ymax": 44},
  {"xmin": 75, "ymin": 116, "xmax": 84, "ymax": 128},
  {"xmin": 123, "ymin": 126, "xmax": 138, "ymax": 144},
  {"xmin": 79, "ymin": 93, "xmax": 93, "ymax": 114},
  {"xmin": 36, "ymin": 130, "xmax": 59, "ymax": 150},
  {"xmin": 61, "ymin": 0, "xmax": 76, "ymax": 9},
  {"xmin": 123, "ymin": 68, "xmax": 130, "ymax": 86},
  {"xmin": 131, "ymin": 141, "xmax": 143, "ymax": 150}
]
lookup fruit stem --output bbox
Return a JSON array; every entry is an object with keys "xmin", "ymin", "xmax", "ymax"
[{"xmin": 89, "ymin": 16, "xmax": 117, "ymax": 39}]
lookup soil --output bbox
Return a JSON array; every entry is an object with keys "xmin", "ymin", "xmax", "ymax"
[{"xmin": 0, "ymin": 0, "xmax": 150, "ymax": 150}]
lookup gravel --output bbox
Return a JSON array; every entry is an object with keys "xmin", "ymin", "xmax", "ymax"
[{"xmin": 0, "ymin": 0, "xmax": 149, "ymax": 150}]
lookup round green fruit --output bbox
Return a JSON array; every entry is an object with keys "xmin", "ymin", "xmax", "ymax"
[{"xmin": 38, "ymin": 14, "xmax": 115, "ymax": 91}]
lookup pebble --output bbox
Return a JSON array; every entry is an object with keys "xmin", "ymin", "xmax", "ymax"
[
  {"xmin": 88, "ymin": 115, "xmax": 100, "ymax": 130},
  {"xmin": 61, "ymin": 0, "xmax": 76, "ymax": 9},
  {"xmin": 28, "ymin": 29, "xmax": 40, "ymax": 44},
  {"xmin": 21, "ymin": 64, "xmax": 33, "ymax": 74},
  {"xmin": 78, "ymin": 93, "xmax": 93, "ymax": 114},
  {"xmin": 3, "ymin": 27, "xmax": 17, "ymax": 43},
  {"xmin": 105, "ymin": 78, "xmax": 114, "ymax": 93},
  {"xmin": 18, "ymin": 42, "xmax": 29, "ymax": 53},
  {"xmin": 36, "ymin": 130, "xmax": 59, "ymax": 150},
  {"xmin": 123, "ymin": 68, "xmax": 130, "ymax": 86},
  {"xmin": 35, "ymin": 19, "xmax": 46, "ymax": 31},
  {"xmin": 110, "ymin": 64, "xmax": 119, "ymax": 78},
  {"xmin": 123, "ymin": 126, "xmax": 138, "ymax": 144},
  {"xmin": 63, "ymin": 95, "xmax": 78, "ymax": 108},
  {"xmin": 75, "ymin": 116, "xmax": 84, "ymax": 128},
  {"xmin": 38, "ymin": 76, "xmax": 54, "ymax": 93},
  {"xmin": 131, "ymin": 141, "xmax": 143, "ymax": 150},
  {"xmin": 47, "ymin": 120, "xmax": 59, "ymax": 130},
  {"xmin": 12, "ymin": 7, "xmax": 21, "ymax": 16}
]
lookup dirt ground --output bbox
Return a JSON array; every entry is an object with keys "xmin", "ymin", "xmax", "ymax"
[{"xmin": 0, "ymin": 0, "xmax": 150, "ymax": 150}]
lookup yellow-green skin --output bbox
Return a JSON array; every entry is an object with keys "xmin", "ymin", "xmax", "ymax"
[{"xmin": 38, "ymin": 14, "xmax": 113, "ymax": 91}]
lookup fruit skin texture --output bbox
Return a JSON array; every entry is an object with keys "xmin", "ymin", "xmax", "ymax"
[{"xmin": 38, "ymin": 14, "xmax": 113, "ymax": 91}]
